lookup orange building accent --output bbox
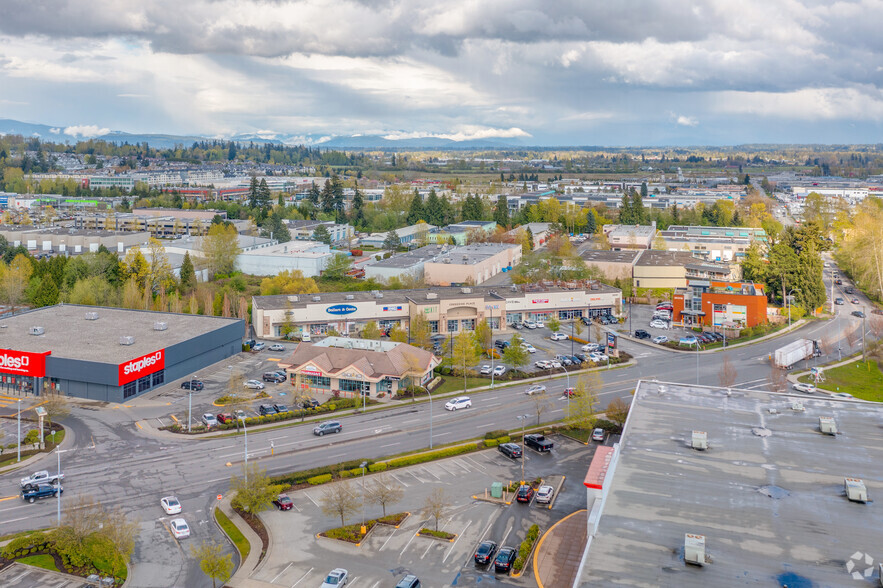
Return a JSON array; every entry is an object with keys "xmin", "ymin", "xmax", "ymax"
[{"xmin": 673, "ymin": 281, "xmax": 767, "ymax": 328}]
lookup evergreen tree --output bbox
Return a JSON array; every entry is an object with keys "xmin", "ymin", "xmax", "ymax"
[
  {"xmin": 312, "ymin": 224, "xmax": 332, "ymax": 245},
  {"xmin": 494, "ymin": 194, "xmax": 509, "ymax": 227},
  {"xmin": 330, "ymin": 175, "xmax": 345, "ymax": 215},
  {"xmin": 308, "ymin": 182, "xmax": 320, "ymax": 206},
  {"xmin": 630, "ymin": 188, "xmax": 645, "ymax": 224},
  {"xmin": 32, "ymin": 277, "xmax": 59, "ymax": 308},
  {"xmin": 350, "ymin": 187, "xmax": 365, "ymax": 228},
  {"xmin": 438, "ymin": 194, "xmax": 454, "ymax": 226},
  {"xmin": 407, "ymin": 191, "xmax": 424, "ymax": 224},
  {"xmin": 461, "ymin": 195, "xmax": 484, "ymax": 221},
  {"xmin": 180, "ymin": 252, "xmax": 197, "ymax": 291},
  {"xmin": 640, "ymin": 181, "xmax": 648, "ymax": 199},
  {"xmin": 524, "ymin": 227, "xmax": 534, "ymax": 251},
  {"xmin": 619, "ymin": 191, "xmax": 633, "ymax": 224},
  {"xmin": 383, "ymin": 229, "xmax": 400, "ymax": 251},
  {"xmin": 248, "ymin": 176, "xmax": 260, "ymax": 209},
  {"xmin": 424, "ymin": 189, "xmax": 443, "ymax": 226},
  {"xmin": 584, "ymin": 209, "xmax": 596, "ymax": 234},
  {"xmin": 320, "ymin": 179, "xmax": 335, "ymax": 213}
]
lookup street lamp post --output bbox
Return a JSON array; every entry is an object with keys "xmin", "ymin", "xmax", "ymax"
[
  {"xmin": 360, "ymin": 461, "xmax": 367, "ymax": 534},
  {"xmin": 490, "ymin": 311, "xmax": 495, "ymax": 389},
  {"xmin": 426, "ymin": 388, "xmax": 434, "ymax": 449},
  {"xmin": 55, "ymin": 447, "xmax": 69, "ymax": 525},
  {"xmin": 787, "ymin": 289, "xmax": 800, "ymax": 328},
  {"xmin": 694, "ymin": 340, "xmax": 700, "ymax": 384},
  {"xmin": 188, "ymin": 376, "xmax": 197, "ymax": 433},
  {"xmin": 516, "ymin": 414, "xmax": 529, "ymax": 484},
  {"xmin": 17, "ymin": 399, "xmax": 21, "ymax": 462},
  {"xmin": 239, "ymin": 416, "xmax": 248, "ymax": 484}
]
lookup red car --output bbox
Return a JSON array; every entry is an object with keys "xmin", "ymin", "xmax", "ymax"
[
  {"xmin": 516, "ymin": 485, "xmax": 534, "ymax": 503},
  {"xmin": 563, "ymin": 387, "xmax": 576, "ymax": 397},
  {"xmin": 273, "ymin": 494, "xmax": 293, "ymax": 511},
  {"xmin": 216, "ymin": 413, "xmax": 234, "ymax": 424}
]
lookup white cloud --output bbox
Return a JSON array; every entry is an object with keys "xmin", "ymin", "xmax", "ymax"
[
  {"xmin": 382, "ymin": 127, "xmax": 530, "ymax": 141},
  {"xmin": 714, "ymin": 87, "xmax": 883, "ymax": 120},
  {"xmin": 676, "ymin": 115, "xmax": 698, "ymax": 127},
  {"xmin": 49, "ymin": 128, "xmax": 61, "ymax": 134},
  {"xmin": 64, "ymin": 125, "xmax": 111, "ymax": 137}
]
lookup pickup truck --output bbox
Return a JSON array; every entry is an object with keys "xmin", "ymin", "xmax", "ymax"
[
  {"xmin": 20, "ymin": 470, "xmax": 64, "ymax": 489},
  {"xmin": 21, "ymin": 484, "xmax": 62, "ymax": 503},
  {"xmin": 523, "ymin": 434, "xmax": 554, "ymax": 453}
]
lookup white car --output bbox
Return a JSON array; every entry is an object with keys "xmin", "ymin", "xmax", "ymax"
[
  {"xmin": 479, "ymin": 364, "xmax": 492, "ymax": 375},
  {"xmin": 591, "ymin": 428, "xmax": 606, "ymax": 442},
  {"xmin": 161, "ymin": 496, "xmax": 182, "ymax": 515},
  {"xmin": 652, "ymin": 335, "xmax": 668, "ymax": 344},
  {"xmin": 202, "ymin": 413, "xmax": 218, "ymax": 427},
  {"xmin": 792, "ymin": 383, "xmax": 816, "ymax": 394},
  {"xmin": 525, "ymin": 384, "xmax": 546, "ymax": 395},
  {"xmin": 581, "ymin": 343, "xmax": 599, "ymax": 352},
  {"xmin": 523, "ymin": 321, "xmax": 537, "ymax": 329},
  {"xmin": 535, "ymin": 485, "xmax": 555, "ymax": 504},
  {"xmin": 550, "ymin": 332, "xmax": 567, "ymax": 341},
  {"xmin": 588, "ymin": 352, "xmax": 608, "ymax": 363},
  {"xmin": 492, "ymin": 365, "xmax": 506, "ymax": 376},
  {"xmin": 245, "ymin": 380, "xmax": 265, "ymax": 390},
  {"xmin": 321, "ymin": 569, "xmax": 348, "ymax": 588},
  {"xmin": 534, "ymin": 360, "xmax": 552, "ymax": 369},
  {"xmin": 549, "ymin": 360, "xmax": 562, "ymax": 368},
  {"xmin": 524, "ymin": 343, "xmax": 537, "ymax": 353},
  {"xmin": 535, "ymin": 320, "xmax": 545, "ymax": 328},
  {"xmin": 445, "ymin": 396, "xmax": 472, "ymax": 411},
  {"xmin": 252, "ymin": 342, "xmax": 266, "ymax": 351},
  {"xmin": 268, "ymin": 343, "xmax": 286, "ymax": 352},
  {"xmin": 169, "ymin": 518, "xmax": 190, "ymax": 539},
  {"xmin": 649, "ymin": 320, "xmax": 669, "ymax": 329}
]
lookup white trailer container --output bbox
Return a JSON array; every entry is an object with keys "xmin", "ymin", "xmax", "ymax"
[{"xmin": 774, "ymin": 339, "xmax": 820, "ymax": 369}]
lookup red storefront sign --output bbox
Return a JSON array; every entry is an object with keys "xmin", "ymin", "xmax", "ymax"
[
  {"xmin": 300, "ymin": 369, "xmax": 323, "ymax": 377},
  {"xmin": 0, "ymin": 349, "xmax": 50, "ymax": 377},
  {"xmin": 118, "ymin": 349, "xmax": 165, "ymax": 386}
]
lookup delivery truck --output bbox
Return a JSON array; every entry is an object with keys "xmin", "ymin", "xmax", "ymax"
[{"xmin": 774, "ymin": 339, "xmax": 821, "ymax": 369}]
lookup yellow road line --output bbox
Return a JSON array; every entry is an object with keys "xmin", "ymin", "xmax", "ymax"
[
  {"xmin": 170, "ymin": 414, "xmax": 179, "ymax": 423},
  {"xmin": 135, "ymin": 422, "xmax": 143, "ymax": 430},
  {"xmin": 0, "ymin": 495, "xmax": 19, "ymax": 502}
]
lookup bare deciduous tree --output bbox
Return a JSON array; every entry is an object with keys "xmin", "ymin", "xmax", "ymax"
[
  {"xmin": 55, "ymin": 495, "xmax": 102, "ymax": 553},
  {"xmin": 422, "ymin": 487, "xmax": 450, "ymax": 532},
  {"xmin": 718, "ymin": 355, "xmax": 737, "ymax": 388},
  {"xmin": 567, "ymin": 372, "xmax": 601, "ymax": 429},
  {"xmin": 320, "ymin": 481, "xmax": 361, "ymax": 526},
  {"xmin": 366, "ymin": 472, "xmax": 404, "ymax": 516},
  {"xmin": 101, "ymin": 504, "xmax": 139, "ymax": 562},
  {"xmin": 767, "ymin": 360, "xmax": 788, "ymax": 394},
  {"xmin": 530, "ymin": 393, "xmax": 553, "ymax": 426},
  {"xmin": 605, "ymin": 397, "xmax": 630, "ymax": 427}
]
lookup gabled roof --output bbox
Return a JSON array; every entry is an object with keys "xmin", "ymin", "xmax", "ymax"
[{"xmin": 280, "ymin": 341, "xmax": 437, "ymax": 379}]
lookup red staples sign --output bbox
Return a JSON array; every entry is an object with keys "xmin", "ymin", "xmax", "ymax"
[
  {"xmin": 0, "ymin": 349, "xmax": 50, "ymax": 377},
  {"xmin": 119, "ymin": 349, "xmax": 165, "ymax": 386}
]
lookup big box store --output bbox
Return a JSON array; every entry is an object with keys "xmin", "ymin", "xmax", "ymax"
[{"xmin": 0, "ymin": 305, "xmax": 244, "ymax": 402}]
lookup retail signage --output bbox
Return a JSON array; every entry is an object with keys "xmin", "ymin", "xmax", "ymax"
[
  {"xmin": 301, "ymin": 369, "xmax": 323, "ymax": 377},
  {"xmin": 326, "ymin": 304, "xmax": 357, "ymax": 315},
  {"xmin": 118, "ymin": 349, "xmax": 164, "ymax": 386},
  {"xmin": 606, "ymin": 332, "xmax": 617, "ymax": 350},
  {"xmin": 383, "ymin": 306, "xmax": 403, "ymax": 312},
  {"xmin": 531, "ymin": 299, "xmax": 549, "ymax": 304},
  {"xmin": 0, "ymin": 349, "xmax": 50, "ymax": 378}
]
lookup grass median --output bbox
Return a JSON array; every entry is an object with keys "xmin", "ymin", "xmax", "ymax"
[
  {"xmin": 799, "ymin": 358, "xmax": 883, "ymax": 401},
  {"xmin": 215, "ymin": 507, "xmax": 250, "ymax": 562},
  {"xmin": 17, "ymin": 553, "xmax": 59, "ymax": 572}
]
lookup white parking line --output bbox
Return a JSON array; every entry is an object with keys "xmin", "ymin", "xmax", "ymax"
[
  {"xmin": 443, "ymin": 520, "xmax": 471, "ymax": 563},
  {"xmin": 379, "ymin": 527, "xmax": 399, "ymax": 551},
  {"xmin": 271, "ymin": 562, "xmax": 294, "ymax": 583},
  {"xmin": 291, "ymin": 570, "xmax": 313, "ymax": 587},
  {"xmin": 500, "ymin": 523, "xmax": 512, "ymax": 546},
  {"xmin": 389, "ymin": 472, "xmax": 409, "ymax": 487},
  {"xmin": 399, "ymin": 525, "xmax": 421, "ymax": 556},
  {"xmin": 304, "ymin": 493, "xmax": 320, "ymax": 508},
  {"xmin": 347, "ymin": 576, "xmax": 360, "ymax": 587}
]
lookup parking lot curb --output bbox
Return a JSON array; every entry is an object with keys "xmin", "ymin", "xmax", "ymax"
[
  {"xmin": 546, "ymin": 475, "xmax": 565, "ymax": 510},
  {"xmin": 532, "ymin": 509, "xmax": 586, "ymax": 588}
]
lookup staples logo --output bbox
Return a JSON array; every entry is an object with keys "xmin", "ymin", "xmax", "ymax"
[
  {"xmin": 0, "ymin": 353, "xmax": 30, "ymax": 371},
  {"xmin": 0, "ymin": 349, "xmax": 48, "ymax": 377},
  {"xmin": 123, "ymin": 351, "xmax": 162, "ymax": 376},
  {"xmin": 118, "ymin": 349, "xmax": 165, "ymax": 386}
]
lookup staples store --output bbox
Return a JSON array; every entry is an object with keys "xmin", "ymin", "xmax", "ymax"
[{"xmin": 0, "ymin": 305, "xmax": 244, "ymax": 403}]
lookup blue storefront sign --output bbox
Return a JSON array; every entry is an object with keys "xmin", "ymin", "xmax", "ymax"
[{"xmin": 326, "ymin": 304, "xmax": 357, "ymax": 315}]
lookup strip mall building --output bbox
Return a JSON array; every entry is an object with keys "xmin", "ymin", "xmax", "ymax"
[
  {"xmin": 0, "ymin": 305, "xmax": 244, "ymax": 402},
  {"xmin": 252, "ymin": 282, "xmax": 622, "ymax": 339}
]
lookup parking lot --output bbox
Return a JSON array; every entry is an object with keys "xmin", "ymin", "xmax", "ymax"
[{"xmin": 250, "ymin": 436, "xmax": 601, "ymax": 588}]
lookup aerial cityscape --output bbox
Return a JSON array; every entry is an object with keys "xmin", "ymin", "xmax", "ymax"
[{"xmin": 0, "ymin": 2, "xmax": 882, "ymax": 588}]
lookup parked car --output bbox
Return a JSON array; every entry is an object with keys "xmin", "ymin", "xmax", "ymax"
[
  {"xmin": 161, "ymin": 496, "xmax": 182, "ymax": 515},
  {"xmin": 524, "ymin": 433, "xmax": 553, "ymax": 452},
  {"xmin": 536, "ymin": 485, "xmax": 555, "ymax": 504},
  {"xmin": 202, "ymin": 413, "xmax": 218, "ymax": 427},
  {"xmin": 652, "ymin": 335, "xmax": 668, "ymax": 344},
  {"xmin": 834, "ymin": 298, "xmax": 845, "ymax": 305},
  {"xmin": 554, "ymin": 355, "xmax": 572, "ymax": 366},
  {"xmin": 522, "ymin": 321, "xmax": 537, "ymax": 329},
  {"xmin": 474, "ymin": 540, "xmax": 499, "ymax": 565},
  {"xmin": 569, "ymin": 355, "xmax": 583, "ymax": 364},
  {"xmin": 581, "ymin": 343, "xmax": 599, "ymax": 352},
  {"xmin": 299, "ymin": 397, "xmax": 320, "ymax": 409},
  {"xmin": 273, "ymin": 494, "xmax": 293, "ymax": 511},
  {"xmin": 216, "ymin": 413, "xmax": 234, "ymax": 424},
  {"xmin": 534, "ymin": 360, "xmax": 552, "ymax": 369},
  {"xmin": 525, "ymin": 384, "xmax": 546, "ymax": 395},
  {"xmin": 21, "ymin": 484, "xmax": 61, "ymax": 503},
  {"xmin": 263, "ymin": 372, "xmax": 286, "ymax": 383},
  {"xmin": 259, "ymin": 404, "xmax": 276, "ymax": 416},
  {"xmin": 245, "ymin": 379, "xmax": 265, "ymax": 390},
  {"xmin": 498, "ymin": 443, "xmax": 522, "ymax": 459},
  {"xmin": 634, "ymin": 329, "xmax": 651, "ymax": 339},
  {"xmin": 243, "ymin": 339, "xmax": 256, "ymax": 348},
  {"xmin": 679, "ymin": 336, "xmax": 698, "ymax": 346},
  {"xmin": 320, "ymin": 568, "xmax": 348, "ymax": 588},
  {"xmin": 313, "ymin": 421, "xmax": 342, "ymax": 436},
  {"xmin": 535, "ymin": 320, "xmax": 545, "ymax": 328},
  {"xmin": 169, "ymin": 518, "xmax": 190, "ymax": 539},
  {"xmin": 180, "ymin": 379, "xmax": 204, "ymax": 390},
  {"xmin": 445, "ymin": 397, "xmax": 472, "ymax": 411},
  {"xmin": 494, "ymin": 547, "xmax": 517, "ymax": 573},
  {"xmin": 524, "ymin": 343, "xmax": 537, "ymax": 353},
  {"xmin": 656, "ymin": 303, "xmax": 673, "ymax": 311},
  {"xmin": 252, "ymin": 342, "xmax": 266, "ymax": 351},
  {"xmin": 268, "ymin": 343, "xmax": 286, "ymax": 352},
  {"xmin": 851, "ymin": 298, "xmax": 860, "ymax": 304},
  {"xmin": 588, "ymin": 352, "xmax": 608, "ymax": 363},
  {"xmin": 479, "ymin": 364, "xmax": 492, "ymax": 375},
  {"xmin": 549, "ymin": 360, "xmax": 562, "ymax": 368},
  {"xmin": 852, "ymin": 310, "xmax": 866, "ymax": 318},
  {"xmin": 20, "ymin": 470, "xmax": 63, "ymax": 489},
  {"xmin": 550, "ymin": 332, "xmax": 568, "ymax": 341},
  {"xmin": 591, "ymin": 428, "xmax": 606, "ymax": 442},
  {"xmin": 492, "ymin": 365, "xmax": 506, "ymax": 376},
  {"xmin": 273, "ymin": 403, "xmax": 290, "ymax": 414},
  {"xmin": 394, "ymin": 575, "xmax": 421, "ymax": 588},
  {"xmin": 494, "ymin": 339, "xmax": 510, "ymax": 349},
  {"xmin": 649, "ymin": 319, "xmax": 669, "ymax": 329},
  {"xmin": 652, "ymin": 311, "xmax": 671, "ymax": 320},
  {"xmin": 516, "ymin": 484, "xmax": 535, "ymax": 503},
  {"xmin": 792, "ymin": 383, "xmax": 816, "ymax": 394}
]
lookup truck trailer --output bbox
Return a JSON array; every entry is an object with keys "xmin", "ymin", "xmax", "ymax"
[{"xmin": 774, "ymin": 339, "xmax": 821, "ymax": 369}]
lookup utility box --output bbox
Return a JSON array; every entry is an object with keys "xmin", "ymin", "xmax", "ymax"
[
  {"xmin": 491, "ymin": 482, "xmax": 503, "ymax": 499},
  {"xmin": 844, "ymin": 478, "xmax": 868, "ymax": 503},
  {"xmin": 819, "ymin": 416, "xmax": 837, "ymax": 435},
  {"xmin": 691, "ymin": 431, "xmax": 708, "ymax": 451},
  {"xmin": 684, "ymin": 533, "xmax": 706, "ymax": 566}
]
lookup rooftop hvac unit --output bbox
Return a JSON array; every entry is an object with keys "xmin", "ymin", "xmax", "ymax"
[
  {"xmin": 287, "ymin": 295, "xmax": 299, "ymax": 303},
  {"xmin": 29, "ymin": 326, "xmax": 44, "ymax": 336},
  {"xmin": 444, "ymin": 258, "xmax": 451, "ymax": 264},
  {"xmin": 119, "ymin": 336, "xmax": 135, "ymax": 346},
  {"xmin": 691, "ymin": 431, "xmax": 708, "ymax": 450},
  {"xmin": 345, "ymin": 294, "xmax": 355, "ymax": 300},
  {"xmin": 844, "ymin": 478, "xmax": 868, "ymax": 503},
  {"xmin": 819, "ymin": 416, "xmax": 837, "ymax": 435},
  {"xmin": 684, "ymin": 533, "xmax": 706, "ymax": 566},
  {"xmin": 791, "ymin": 402, "xmax": 805, "ymax": 412},
  {"xmin": 376, "ymin": 292, "xmax": 383, "ymax": 298},
  {"xmin": 312, "ymin": 296, "xmax": 321, "ymax": 302},
  {"xmin": 461, "ymin": 287, "xmax": 472, "ymax": 294},
  {"xmin": 84, "ymin": 312, "xmax": 99, "ymax": 320},
  {"xmin": 426, "ymin": 293, "xmax": 438, "ymax": 299},
  {"xmin": 153, "ymin": 322, "xmax": 168, "ymax": 331}
]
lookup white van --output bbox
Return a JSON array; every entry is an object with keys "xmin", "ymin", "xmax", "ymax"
[{"xmin": 300, "ymin": 332, "xmax": 311, "ymax": 342}]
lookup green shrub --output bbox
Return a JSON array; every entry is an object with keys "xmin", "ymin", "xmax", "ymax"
[
  {"xmin": 339, "ymin": 469, "xmax": 352, "ymax": 479},
  {"xmin": 484, "ymin": 429, "xmax": 509, "ymax": 439},
  {"xmin": 513, "ymin": 556, "xmax": 525, "ymax": 571},
  {"xmin": 594, "ymin": 419, "xmax": 620, "ymax": 433},
  {"xmin": 387, "ymin": 443, "xmax": 479, "ymax": 469},
  {"xmin": 483, "ymin": 438, "xmax": 499, "ymax": 448},
  {"xmin": 327, "ymin": 404, "xmax": 336, "ymax": 412},
  {"xmin": 496, "ymin": 436, "xmax": 510, "ymax": 444},
  {"xmin": 368, "ymin": 462, "xmax": 387, "ymax": 472},
  {"xmin": 23, "ymin": 429, "xmax": 41, "ymax": 445},
  {"xmin": 307, "ymin": 473, "xmax": 332, "ymax": 485}
]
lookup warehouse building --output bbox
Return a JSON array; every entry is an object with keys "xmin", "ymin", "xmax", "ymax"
[{"xmin": 0, "ymin": 305, "xmax": 244, "ymax": 402}]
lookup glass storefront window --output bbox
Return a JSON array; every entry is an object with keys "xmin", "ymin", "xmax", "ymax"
[
  {"xmin": 340, "ymin": 379, "xmax": 370, "ymax": 393},
  {"xmin": 447, "ymin": 319, "xmax": 458, "ymax": 333},
  {"xmin": 487, "ymin": 317, "xmax": 500, "ymax": 329},
  {"xmin": 302, "ymin": 374, "xmax": 331, "ymax": 388},
  {"xmin": 461, "ymin": 318, "xmax": 475, "ymax": 331},
  {"xmin": 558, "ymin": 309, "xmax": 584, "ymax": 320},
  {"xmin": 123, "ymin": 382, "xmax": 137, "ymax": 398},
  {"xmin": 152, "ymin": 370, "xmax": 165, "ymax": 386},
  {"xmin": 428, "ymin": 320, "xmax": 439, "ymax": 333},
  {"xmin": 138, "ymin": 375, "xmax": 151, "ymax": 393}
]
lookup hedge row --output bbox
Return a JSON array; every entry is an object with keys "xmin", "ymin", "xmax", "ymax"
[
  {"xmin": 383, "ymin": 442, "xmax": 481, "ymax": 469},
  {"xmin": 513, "ymin": 524, "xmax": 540, "ymax": 574},
  {"xmin": 272, "ymin": 458, "xmax": 375, "ymax": 487},
  {"xmin": 307, "ymin": 474, "xmax": 332, "ymax": 485}
]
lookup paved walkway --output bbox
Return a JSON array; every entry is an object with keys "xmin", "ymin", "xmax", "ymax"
[
  {"xmin": 215, "ymin": 496, "xmax": 277, "ymax": 588},
  {"xmin": 533, "ymin": 509, "xmax": 587, "ymax": 588}
]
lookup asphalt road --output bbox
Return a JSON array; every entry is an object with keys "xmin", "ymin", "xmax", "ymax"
[{"xmin": 0, "ymin": 258, "xmax": 872, "ymax": 587}]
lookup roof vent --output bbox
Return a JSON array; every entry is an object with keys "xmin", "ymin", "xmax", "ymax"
[
  {"xmin": 84, "ymin": 312, "xmax": 99, "ymax": 320},
  {"xmin": 29, "ymin": 326, "xmax": 45, "ymax": 336},
  {"xmin": 119, "ymin": 336, "xmax": 135, "ymax": 346},
  {"xmin": 461, "ymin": 287, "xmax": 472, "ymax": 294},
  {"xmin": 312, "ymin": 296, "xmax": 321, "ymax": 302},
  {"xmin": 791, "ymin": 402, "xmax": 805, "ymax": 412},
  {"xmin": 345, "ymin": 294, "xmax": 355, "ymax": 300},
  {"xmin": 684, "ymin": 533, "xmax": 706, "ymax": 566},
  {"xmin": 287, "ymin": 295, "xmax": 299, "ymax": 303},
  {"xmin": 426, "ymin": 292, "xmax": 438, "ymax": 299},
  {"xmin": 844, "ymin": 478, "xmax": 868, "ymax": 503},
  {"xmin": 819, "ymin": 416, "xmax": 837, "ymax": 435},
  {"xmin": 376, "ymin": 292, "xmax": 384, "ymax": 298},
  {"xmin": 691, "ymin": 430, "xmax": 708, "ymax": 450},
  {"xmin": 153, "ymin": 322, "xmax": 168, "ymax": 331},
  {"xmin": 444, "ymin": 258, "xmax": 451, "ymax": 263}
]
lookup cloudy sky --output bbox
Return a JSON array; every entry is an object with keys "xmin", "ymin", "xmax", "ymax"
[{"xmin": 1, "ymin": 0, "xmax": 882, "ymax": 146}]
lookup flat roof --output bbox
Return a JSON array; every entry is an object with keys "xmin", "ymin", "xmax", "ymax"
[
  {"xmin": 368, "ymin": 244, "xmax": 446, "ymax": 268},
  {"xmin": 0, "ymin": 305, "xmax": 240, "ymax": 364},
  {"xmin": 430, "ymin": 243, "xmax": 518, "ymax": 265},
  {"xmin": 579, "ymin": 380, "xmax": 883, "ymax": 587},
  {"xmin": 580, "ymin": 249, "xmax": 641, "ymax": 264},
  {"xmin": 635, "ymin": 250, "xmax": 709, "ymax": 267}
]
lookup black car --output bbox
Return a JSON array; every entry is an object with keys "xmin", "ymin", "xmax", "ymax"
[
  {"xmin": 494, "ymin": 546, "xmax": 517, "ymax": 573},
  {"xmin": 259, "ymin": 404, "xmax": 276, "ymax": 416},
  {"xmin": 474, "ymin": 540, "xmax": 498, "ymax": 565},
  {"xmin": 580, "ymin": 316, "xmax": 591, "ymax": 325},
  {"xmin": 569, "ymin": 355, "xmax": 583, "ymax": 365},
  {"xmin": 181, "ymin": 379, "xmax": 204, "ymax": 390},
  {"xmin": 498, "ymin": 443, "xmax": 522, "ymax": 459},
  {"xmin": 273, "ymin": 403, "xmax": 290, "ymax": 413},
  {"xmin": 494, "ymin": 340, "xmax": 510, "ymax": 350},
  {"xmin": 300, "ymin": 397, "xmax": 320, "ymax": 409},
  {"xmin": 262, "ymin": 372, "xmax": 286, "ymax": 383},
  {"xmin": 634, "ymin": 329, "xmax": 651, "ymax": 339},
  {"xmin": 852, "ymin": 310, "xmax": 866, "ymax": 318},
  {"xmin": 516, "ymin": 484, "xmax": 535, "ymax": 503},
  {"xmin": 575, "ymin": 353, "xmax": 589, "ymax": 361},
  {"xmin": 395, "ymin": 575, "xmax": 421, "ymax": 588}
]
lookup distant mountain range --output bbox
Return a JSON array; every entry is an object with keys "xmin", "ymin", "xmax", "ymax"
[{"xmin": 0, "ymin": 118, "xmax": 524, "ymax": 150}]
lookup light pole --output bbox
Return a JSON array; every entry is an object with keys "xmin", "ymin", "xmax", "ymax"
[
  {"xmin": 55, "ymin": 447, "xmax": 70, "ymax": 525},
  {"xmin": 694, "ymin": 339, "xmax": 700, "ymax": 384},
  {"xmin": 17, "ymin": 399, "xmax": 21, "ymax": 462},
  {"xmin": 490, "ymin": 312, "xmax": 495, "ymax": 389},
  {"xmin": 426, "ymin": 388, "xmax": 434, "ymax": 449},
  {"xmin": 560, "ymin": 364, "xmax": 570, "ymax": 389},
  {"xmin": 239, "ymin": 416, "xmax": 248, "ymax": 484},
  {"xmin": 360, "ymin": 461, "xmax": 367, "ymax": 534},
  {"xmin": 787, "ymin": 289, "xmax": 800, "ymax": 328},
  {"xmin": 516, "ymin": 414, "xmax": 529, "ymax": 484},
  {"xmin": 188, "ymin": 376, "xmax": 197, "ymax": 433}
]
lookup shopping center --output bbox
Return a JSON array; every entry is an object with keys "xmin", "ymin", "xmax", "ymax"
[{"xmin": 252, "ymin": 282, "xmax": 622, "ymax": 339}]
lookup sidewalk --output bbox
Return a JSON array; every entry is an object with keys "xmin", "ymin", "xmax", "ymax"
[
  {"xmin": 533, "ymin": 509, "xmax": 587, "ymax": 588},
  {"xmin": 215, "ymin": 496, "xmax": 277, "ymax": 588}
]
